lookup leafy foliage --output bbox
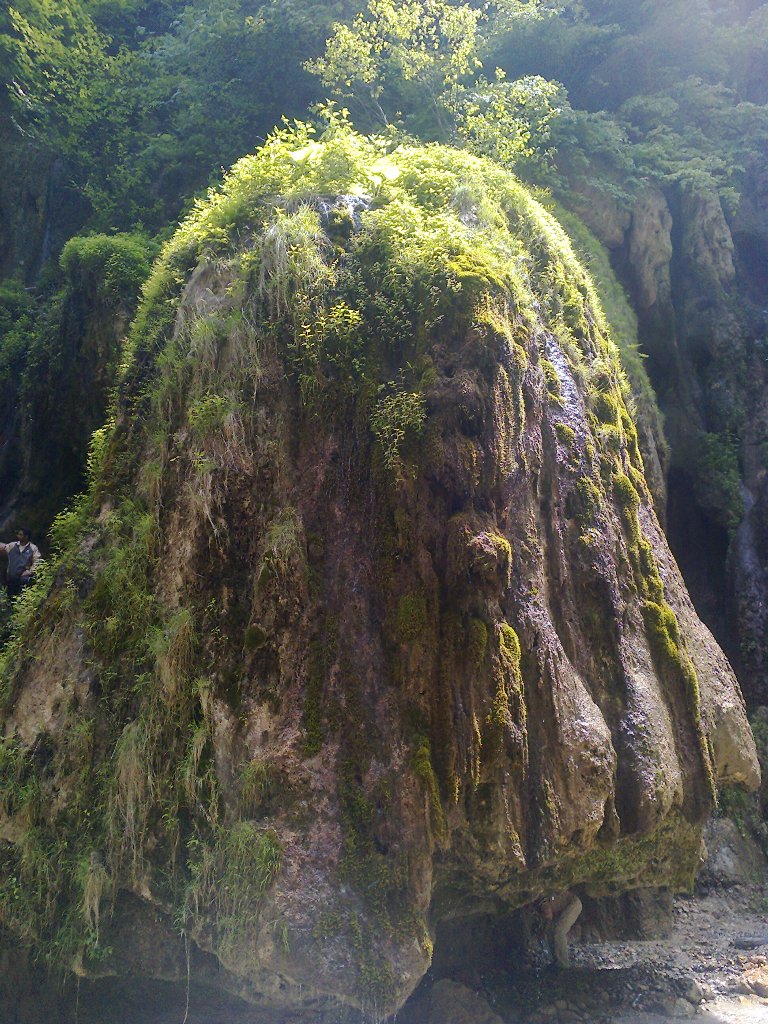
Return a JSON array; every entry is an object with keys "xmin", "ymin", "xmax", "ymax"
[
  {"xmin": 0, "ymin": 231, "xmax": 152, "ymax": 536},
  {"xmin": 307, "ymin": 0, "xmax": 561, "ymax": 167}
]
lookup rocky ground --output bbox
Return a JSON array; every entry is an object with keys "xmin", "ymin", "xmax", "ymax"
[{"xmin": 404, "ymin": 882, "xmax": 768, "ymax": 1024}]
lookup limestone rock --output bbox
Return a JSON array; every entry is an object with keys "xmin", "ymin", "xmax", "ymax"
[
  {"xmin": 700, "ymin": 818, "xmax": 767, "ymax": 888},
  {"xmin": 678, "ymin": 188, "xmax": 735, "ymax": 295},
  {"xmin": 566, "ymin": 181, "xmax": 632, "ymax": 250},
  {"xmin": 0, "ymin": 128, "xmax": 757, "ymax": 1022},
  {"xmin": 627, "ymin": 190, "xmax": 673, "ymax": 311}
]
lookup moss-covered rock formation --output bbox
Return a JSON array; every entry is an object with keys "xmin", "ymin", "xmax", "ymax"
[{"xmin": 0, "ymin": 122, "xmax": 758, "ymax": 1022}]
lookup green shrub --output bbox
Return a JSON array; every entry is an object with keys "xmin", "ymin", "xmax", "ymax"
[
  {"xmin": 59, "ymin": 233, "xmax": 154, "ymax": 303},
  {"xmin": 187, "ymin": 394, "xmax": 235, "ymax": 437}
]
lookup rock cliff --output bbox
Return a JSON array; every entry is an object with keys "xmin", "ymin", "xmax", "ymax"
[
  {"xmin": 565, "ymin": 163, "xmax": 768, "ymax": 709},
  {"xmin": 0, "ymin": 125, "xmax": 758, "ymax": 1022}
]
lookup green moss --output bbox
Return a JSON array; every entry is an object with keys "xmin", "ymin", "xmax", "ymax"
[
  {"xmin": 592, "ymin": 390, "xmax": 621, "ymax": 426},
  {"xmin": 325, "ymin": 207, "xmax": 355, "ymax": 249},
  {"xmin": 446, "ymin": 251, "xmax": 509, "ymax": 301},
  {"xmin": 719, "ymin": 713, "xmax": 768, "ymax": 856},
  {"xmin": 474, "ymin": 294, "xmax": 529, "ymax": 375},
  {"xmin": 613, "ymin": 471, "xmax": 639, "ymax": 514},
  {"xmin": 489, "ymin": 532, "xmax": 513, "ymax": 565},
  {"xmin": 395, "ymin": 592, "xmax": 429, "ymax": 644},
  {"xmin": 642, "ymin": 600, "xmax": 680, "ymax": 662},
  {"xmin": 568, "ymin": 475, "xmax": 603, "ymax": 530},
  {"xmin": 555, "ymin": 421, "xmax": 575, "ymax": 447},
  {"xmin": 489, "ymin": 622, "xmax": 526, "ymax": 757},
  {"xmin": 467, "ymin": 617, "xmax": 488, "ymax": 668},
  {"xmin": 641, "ymin": 600, "xmax": 714, "ymax": 800},
  {"xmin": 301, "ymin": 623, "xmax": 334, "ymax": 757},
  {"xmin": 632, "ymin": 538, "xmax": 665, "ymax": 603},
  {"xmin": 560, "ymin": 816, "xmax": 701, "ymax": 894},
  {"xmin": 598, "ymin": 421, "xmax": 624, "ymax": 454},
  {"xmin": 338, "ymin": 757, "xmax": 408, "ymax": 929},
  {"xmin": 411, "ymin": 737, "xmax": 446, "ymax": 840},
  {"xmin": 244, "ymin": 623, "xmax": 268, "ymax": 650},
  {"xmin": 693, "ymin": 431, "xmax": 744, "ymax": 534},
  {"xmin": 541, "ymin": 358, "xmax": 562, "ymax": 402},
  {"xmin": 499, "ymin": 622, "xmax": 522, "ymax": 671},
  {"xmin": 613, "ymin": 471, "xmax": 641, "ymax": 544},
  {"xmin": 349, "ymin": 912, "xmax": 399, "ymax": 1009}
]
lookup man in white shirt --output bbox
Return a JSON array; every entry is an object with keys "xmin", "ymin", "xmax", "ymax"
[{"xmin": 1, "ymin": 528, "xmax": 41, "ymax": 600}]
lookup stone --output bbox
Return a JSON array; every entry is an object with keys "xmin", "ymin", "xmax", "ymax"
[
  {"xmin": 741, "ymin": 965, "xmax": 768, "ymax": 998},
  {"xmin": 426, "ymin": 981, "xmax": 505, "ymax": 1024},
  {"xmin": 681, "ymin": 978, "xmax": 704, "ymax": 1004},
  {"xmin": 658, "ymin": 995, "xmax": 696, "ymax": 1018},
  {"xmin": 733, "ymin": 935, "xmax": 768, "ymax": 950},
  {"xmin": 699, "ymin": 818, "xmax": 767, "ymax": 890},
  {"xmin": 627, "ymin": 189, "xmax": 673, "ymax": 310}
]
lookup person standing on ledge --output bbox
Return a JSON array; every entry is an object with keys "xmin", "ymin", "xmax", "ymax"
[
  {"xmin": 1, "ymin": 529, "xmax": 41, "ymax": 601},
  {"xmin": 539, "ymin": 891, "xmax": 583, "ymax": 968}
]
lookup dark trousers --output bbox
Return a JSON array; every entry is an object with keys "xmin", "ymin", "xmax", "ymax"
[{"xmin": 6, "ymin": 577, "xmax": 26, "ymax": 601}]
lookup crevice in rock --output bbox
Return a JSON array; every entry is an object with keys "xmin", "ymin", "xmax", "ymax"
[{"xmin": 666, "ymin": 466, "xmax": 732, "ymax": 662}]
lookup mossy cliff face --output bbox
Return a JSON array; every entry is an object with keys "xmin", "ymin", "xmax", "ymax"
[
  {"xmin": 563, "ymin": 166, "xmax": 768, "ymax": 709},
  {"xmin": 0, "ymin": 124, "xmax": 758, "ymax": 1022}
]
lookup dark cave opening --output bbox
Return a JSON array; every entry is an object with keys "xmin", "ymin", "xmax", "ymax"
[{"xmin": 666, "ymin": 466, "xmax": 733, "ymax": 661}]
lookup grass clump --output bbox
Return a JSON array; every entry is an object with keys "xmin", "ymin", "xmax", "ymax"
[
  {"xmin": 59, "ymin": 232, "xmax": 154, "ymax": 304},
  {"xmin": 184, "ymin": 823, "xmax": 282, "ymax": 958},
  {"xmin": 239, "ymin": 759, "xmax": 276, "ymax": 818},
  {"xmin": 370, "ymin": 385, "xmax": 427, "ymax": 472},
  {"xmin": 187, "ymin": 393, "xmax": 237, "ymax": 438}
]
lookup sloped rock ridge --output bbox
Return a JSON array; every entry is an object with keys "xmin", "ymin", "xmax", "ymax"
[{"xmin": 0, "ymin": 123, "xmax": 758, "ymax": 1023}]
